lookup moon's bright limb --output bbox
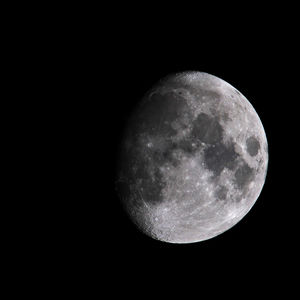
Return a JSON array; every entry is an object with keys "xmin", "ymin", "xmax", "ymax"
[{"xmin": 116, "ymin": 71, "xmax": 268, "ymax": 243}]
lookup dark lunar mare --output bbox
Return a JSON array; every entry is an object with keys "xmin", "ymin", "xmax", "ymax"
[
  {"xmin": 133, "ymin": 91, "xmax": 191, "ymax": 137},
  {"xmin": 234, "ymin": 162, "xmax": 254, "ymax": 190},
  {"xmin": 203, "ymin": 142, "xmax": 238, "ymax": 176},
  {"xmin": 117, "ymin": 90, "xmax": 194, "ymax": 206},
  {"xmin": 117, "ymin": 86, "xmax": 256, "ymax": 207},
  {"xmin": 246, "ymin": 136, "xmax": 260, "ymax": 156},
  {"xmin": 190, "ymin": 113, "xmax": 240, "ymax": 176},
  {"xmin": 115, "ymin": 72, "xmax": 268, "ymax": 243},
  {"xmin": 117, "ymin": 143, "xmax": 167, "ymax": 206},
  {"xmin": 191, "ymin": 113, "xmax": 223, "ymax": 144},
  {"xmin": 190, "ymin": 112, "xmax": 255, "ymax": 200}
]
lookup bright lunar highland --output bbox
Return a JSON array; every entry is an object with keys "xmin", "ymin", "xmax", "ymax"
[{"xmin": 116, "ymin": 71, "xmax": 268, "ymax": 243}]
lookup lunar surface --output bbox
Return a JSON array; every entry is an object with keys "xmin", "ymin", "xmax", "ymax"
[{"xmin": 116, "ymin": 71, "xmax": 268, "ymax": 243}]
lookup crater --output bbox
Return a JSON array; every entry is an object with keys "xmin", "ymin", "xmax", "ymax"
[
  {"xmin": 234, "ymin": 89, "xmax": 241, "ymax": 95},
  {"xmin": 246, "ymin": 136, "xmax": 260, "ymax": 156}
]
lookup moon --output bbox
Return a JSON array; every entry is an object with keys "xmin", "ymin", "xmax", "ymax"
[{"xmin": 116, "ymin": 71, "xmax": 268, "ymax": 243}]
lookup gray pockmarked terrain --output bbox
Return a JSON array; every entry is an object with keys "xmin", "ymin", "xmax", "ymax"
[{"xmin": 116, "ymin": 71, "xmax": 268, "ymax": 243}]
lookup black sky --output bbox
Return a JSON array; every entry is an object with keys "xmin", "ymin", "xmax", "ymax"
[{"xmin": 64, "ymin": 9, "xmax": 297, "ymax": 294}]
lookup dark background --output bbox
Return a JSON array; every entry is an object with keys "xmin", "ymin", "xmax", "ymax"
[
  {"xmin": 7, "ymin": 3, "xmax": 298, "ymax": 297},
  {"xmin": 89, "ymin": 23, "xmax": 295, "ymax": 290},
  {"xmin": 50, "ymin": 7, "xmax": 298, "ymax": 295}
]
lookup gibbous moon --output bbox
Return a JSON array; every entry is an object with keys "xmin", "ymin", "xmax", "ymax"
[{"xmin": 116, "ymin": 71, "xmax": 268, "ymax": 243}]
